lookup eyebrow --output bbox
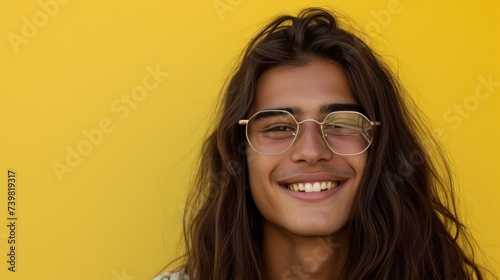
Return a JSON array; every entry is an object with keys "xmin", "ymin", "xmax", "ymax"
[
  {"xmin": 267, "ymin": 103, "xmax": 365, "ymax": 115},
  {"xmin": 319, "ymin": 103, "xmax": 365, "ymax": 114}
]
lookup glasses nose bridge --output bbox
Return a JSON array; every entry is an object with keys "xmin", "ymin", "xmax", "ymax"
[
  {"xmin": 296, "ymin": 118, "xmax": 323, "ymax": 125},
  {"xmin": 295, "ymin": 118, "xmax": 326, "ymax": 139},
  {"xmin": 296, "ymin": 118, "xmax": 324, "ymax": 131}
]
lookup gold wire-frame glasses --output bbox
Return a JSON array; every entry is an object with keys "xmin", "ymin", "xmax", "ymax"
[{"xmin": 238, "ymin": 110, "xmax": 381, "ymax": 156}]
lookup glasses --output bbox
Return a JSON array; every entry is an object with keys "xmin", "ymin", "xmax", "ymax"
[{"xmin": 238, "ymin": 110, "xmax": 381, "ymax": 156}]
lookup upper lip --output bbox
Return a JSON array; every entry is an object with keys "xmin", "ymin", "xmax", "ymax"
[{"xmin": 277, "ymin": 173, "xmax": 350, "ymax": 185}]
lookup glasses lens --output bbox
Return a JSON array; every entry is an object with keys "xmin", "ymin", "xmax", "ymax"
[
  {"xmin": 247, "ymin": 111, "xmax": 297, "ymax": 154},
  {"xmin": 322, "ymin": 112, "xmax": 374, "ymax": 155}
]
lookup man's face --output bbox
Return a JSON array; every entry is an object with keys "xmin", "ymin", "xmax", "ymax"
[{"xmin": 246, "ymin": 60, "xmax": 367, "ymax": 237}]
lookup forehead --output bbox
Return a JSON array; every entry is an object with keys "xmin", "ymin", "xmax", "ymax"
[{"xmin": 252, "ymin": 60, "xmax": 357, "ymax": 116}]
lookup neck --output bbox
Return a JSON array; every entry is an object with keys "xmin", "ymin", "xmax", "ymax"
[{"xmin": 262, "ymin": 223, "xmax": 348, "ymax": 280}]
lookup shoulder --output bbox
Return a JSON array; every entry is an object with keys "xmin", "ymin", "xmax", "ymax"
[{"xmin": 151, "ymin": 270, "xmax": 189, "ymax": 280}]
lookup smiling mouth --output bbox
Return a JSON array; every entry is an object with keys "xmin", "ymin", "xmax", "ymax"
[{"xmin": 285, "ymin": 181, "xmax": 341, "ymax": 193}]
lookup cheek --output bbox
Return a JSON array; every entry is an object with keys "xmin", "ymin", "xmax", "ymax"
[
  {"xmin": 348, "ymin": 153, "xmax": 368, "ymax": 199},
  {"xmin": 247, "ymin": 152, "xmax": 272, "ymax": 189},
  {"xmin": 246, "ymin": 151, "xmax": 280, "ymax": 209},
  {"xmin": 350, "ymin": 152, "xmax": 367, "ymax": 177}
]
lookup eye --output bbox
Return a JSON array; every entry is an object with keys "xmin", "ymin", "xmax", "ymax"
[
  {"xmin": 324, "ymin": 123, "xmax": 343, "ymax": 129},
  {"xmin": 324, "ymin": 122, "xmax": 361, "ymax": 135},
  {"xmin": 264, "ymin": 124, "xmax": 296, "ymax": 132}
]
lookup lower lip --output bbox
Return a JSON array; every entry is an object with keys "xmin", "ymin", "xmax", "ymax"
[{"xmin": 280, "ymin": 183, "xmax": 343, "ymax": 201}]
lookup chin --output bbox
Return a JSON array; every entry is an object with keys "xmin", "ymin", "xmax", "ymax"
[{"xmin": 286, "ymin": 223, "xmax": 347, "ymax": 238}]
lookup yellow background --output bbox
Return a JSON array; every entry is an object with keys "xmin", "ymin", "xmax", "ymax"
[{"xmin": 0, "ymin": 0, "xmax": 498, "ymax": 279}]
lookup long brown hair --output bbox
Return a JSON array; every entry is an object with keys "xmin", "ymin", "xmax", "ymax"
[{"xmin": 178, "ymin": 7, "xmax": 487, "ymax": 279}]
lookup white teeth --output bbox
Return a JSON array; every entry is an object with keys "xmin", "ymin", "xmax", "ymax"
[
  {"xmin": 287, "ymin": 181, "xmax": 340, "ymax": 193},
  {"xmin": 313, "ymin": 182, "xmax": 321, "ymax": 192}
]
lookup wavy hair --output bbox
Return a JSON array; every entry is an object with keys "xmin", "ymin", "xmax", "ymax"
[{"xmin": 178, "ymin": 7, "xmax": 487, "ymax": 280}]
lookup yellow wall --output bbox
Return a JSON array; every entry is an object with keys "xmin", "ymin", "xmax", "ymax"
[{"xmin": 0, "ymin": 0, "xmax": 498, "ymax": 279}]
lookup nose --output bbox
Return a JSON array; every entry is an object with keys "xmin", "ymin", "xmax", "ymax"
[{"xmin": 290, "ymin": 121, "xmax": 333, "ymax": 164}]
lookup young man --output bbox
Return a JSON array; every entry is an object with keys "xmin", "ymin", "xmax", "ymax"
[{"xmin": 155, "ymin": 7, "xmax": 487, "ymax": 280}]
